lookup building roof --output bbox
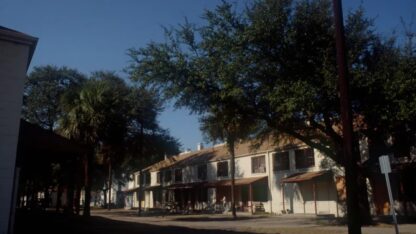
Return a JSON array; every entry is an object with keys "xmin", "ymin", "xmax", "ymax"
[
  {"xmin": 123, "ymin": 187, "xmax": 140, "ymax": 193},
  {"xmin": 146, "ymin": 135, "xmax": 305, "ymax": 172},
  {"xmin": 206, "ymin": 176, "xmax": 268, "ymax": 187},
  {"xmin": 16, "ymin": 120, "xmax": 87, "ymax": 166},
  {"xmin": 165, "ymin": 182, "xmax": 205, "ymax": 190},
  {"xmin": 281, "ymin": 170, "xmax": 330, "ymax": 183},
  {"xmin": 143, "ymin": 152, "xmax": 196, "ymax": 172},
  {"xmin": 0, "ymin": 26, "xmax": 38, "ymax": 70}
]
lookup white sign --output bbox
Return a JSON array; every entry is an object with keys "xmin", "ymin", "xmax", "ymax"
[
  {"xmin": 379, "ymin": 155, "xmax": 399, "ymax": 234},
  {"xmin": 379, "ymin": 155, "xmax": 391, "ymax": 174}
]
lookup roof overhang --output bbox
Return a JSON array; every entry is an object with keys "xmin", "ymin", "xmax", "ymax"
[
  {"xmin": 16, "ymin": 120, "xmax": 88, "ymax": 166},
  {"xmin": 281, "ymin": 171, "xmax": 330, "ymax": 183},
  {"xmin": 165, "ymin": 182, "xmax": 205, "ymax": 190},
  {"xmin": 206, "ymin": 176, "xmax": 268, "ymax": 187},
  {"xmin": 123, "ymin": 187, "xmax": 140, "ymax": 193},
  {"xmin": 144, "ymin": 185, "xmax": 162, "ymax": 190},
  {"xmin": 0, "ymin": 26, "xmax": 38, "ymax": 70}
]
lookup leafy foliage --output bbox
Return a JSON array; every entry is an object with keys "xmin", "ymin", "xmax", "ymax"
[
  {"xmin": 24, "ymin": 67, "xmax": 181, "ymax": 212},
  {"xmin": 60, "ymin": 71, "xmax": 180, "ymax": 175},
  {"xmin": 127, "ymin": 0, "xmax": 415, "ymax": 223},
  {"xmin": 127, "ymin": 0, "xmax": 416, "ymax": 164},
  {"xmin": 23, "ymin": 65, "xmax": 86, "ymax": 130}
]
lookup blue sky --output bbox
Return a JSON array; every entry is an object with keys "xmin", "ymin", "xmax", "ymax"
[{"xmin": 1, "ymin": 0, "xmax": 414, "ymax": 151}]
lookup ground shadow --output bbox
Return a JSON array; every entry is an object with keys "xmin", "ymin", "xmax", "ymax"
[
  {"xmin": 14, "ymin": 210, "xmax": 265, "ymax": 234},
  {"xmin": 172, "ymin": 216, "xmax": 267, "ymax": 222}
]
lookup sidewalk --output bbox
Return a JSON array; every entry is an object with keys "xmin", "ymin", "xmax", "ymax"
[{"xmin": 92, "ymin": 209, "xmax": 416, "ymax": 234}]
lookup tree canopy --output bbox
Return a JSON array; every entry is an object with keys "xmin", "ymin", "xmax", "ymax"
[
  {"xmin": 127, "ymin": 0, "xmax": 416, "ymax": 224},
  {"xmin": 23, "ymin": 65, "xmax": 86, "ymax": 130},
  {"xmin": 127, "ymin": 0, "xmax": 416, "ymax": 165},
  {"xmin": 23, "ymin": 66, "xmax": 181, "ymax": 214}
]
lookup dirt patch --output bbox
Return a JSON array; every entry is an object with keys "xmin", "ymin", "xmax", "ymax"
[{"xmin": 14, "ymin": 211, "xmax": 263, "ymax": 234}]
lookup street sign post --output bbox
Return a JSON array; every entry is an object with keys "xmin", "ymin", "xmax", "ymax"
[{"xmin": 379, "ymin": 155, "xmax": 399, "ymax": 234}]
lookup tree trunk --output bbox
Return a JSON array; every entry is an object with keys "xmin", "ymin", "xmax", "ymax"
[
  {"xmin": 31, "ymin": 181, "xmax": 37, "ymax": 209},
  {"xmin": 357, "ymin": 168, "xmax": 373, "ymax": 225},
  {"xmin": 56, "ymin": 184, "xmax": 62, "ymax": 212},
  {"xmin": 66, "ymin": 182, "xmax": 74, "ymax": 215},
  {"xmin": 43, "ymin": 187, "xmax": 50, "ymax": 209},
  {"xmin": 108, "ymin": 158, "xmax": 112, "ymax": 211},
  {"xmin": 138, "ymin": 122, "xmax": 144, "ymax": 216},
  {"xmin": 138, "ymin": 170, "xmax": 143, "ymax": 216},
  {"xmin": 229, "ymin": 140, "xmax": 237, "ymax": 219},
  {"xmin": 103, "ymin": 189, "xmax": 107, "ymax": 208},
  {"xmin": 364, "ymin": 131, "xmax": 389, "ymax": 219},
  {"xmin": 83, "ymin": 152, "xmax": 92, "ymax": 217},
  {"xmin": 75, "ymin": 185, "xmax": 81, "ymax": 215},
  {"xmin": 75, "ymin": 156, "xmax": 82, "ymax": 215},
  {"xmin": 66, "ymin": 160, "xmax": 75, "ymax": 215}
]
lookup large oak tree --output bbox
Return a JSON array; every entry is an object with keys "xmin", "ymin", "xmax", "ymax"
[{"xmin": 127, "ymin": 0, "xmax": 416, "ymax": 226}]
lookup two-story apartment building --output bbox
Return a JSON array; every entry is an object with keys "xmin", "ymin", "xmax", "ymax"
[{"xmin": 124, "ymin": 137, "xmax": 343, "ymax": 216}]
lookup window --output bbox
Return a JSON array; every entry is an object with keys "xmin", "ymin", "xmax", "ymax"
[
  {"xmin": 174, "ymin": 168, "xmax": 182, "ymax": 183},
  {"xmin": 217, "ymin": 161, "xmax": 229, "ymax": 177},
  {"xmin": 274, "ymin": 151, "xmax": 290, "ymax": 171},
  {"xmin": 295, "ymin": 148, "xmax": 315, "ymax": 169},
  {"xmin": 252, "ymin": 155, "xmax": 266, "ymax": 173},
  {"xmin": 136, "ymin": 174, "xmax": 140, "ymax": 186},
  {"xmin": 145, "ymin": 172, "xmax": 150, "ymax": 185},
  {"xmin": 156, "ymin": 172, "xmax": 161, "ymax": 184},
  {"xmin": 197, "ymin": 164, "xmax": 207, "ymax": 181},
  {"xmin": 164, "ymin": 170, "xmax": 172, "ymax": 183}
]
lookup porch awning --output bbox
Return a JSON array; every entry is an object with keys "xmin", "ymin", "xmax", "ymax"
[
  {"xmin": 123, "ymin": 187, "xmax": 140, "ymax": 193},
  {"xmin": 281, "ymin": 171, "xmax": 330, "ymax": 183},
  {"xmin": 144, "ymin": 185, "xmax": 161, "ymax": 190},
  {"xmin": 165, "ymin": 182, "xmax": 205, "ymax": 190},
  {"xmin": 206, "ymin": 176, "xmax": 267, "ymax": 187}
]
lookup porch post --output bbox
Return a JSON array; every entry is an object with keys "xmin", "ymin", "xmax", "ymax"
[
  {"xmin": 313, "ymin": 181, "xmax": 317, "ymax": 215},
  {"xmin": 216, "ymin": 186, "xmax": 218, "ymax": 206},
  {"xmin": 281, "ymin": 183, "xmax": 285, "ymax": 213},
  {"xmin": 181, "ymin": 189, "xmax": 184, "ymax": 211},
  {"xmin": 249, "ymin": 183, "xmax": 253, "ymax": 214},
  {"xmin": 195, "ymin": 187, "xmax": 198, "ymax": 211},
  {"xmin": 200, "ymin": 187, "xmax": 203, "ymax": 210}
]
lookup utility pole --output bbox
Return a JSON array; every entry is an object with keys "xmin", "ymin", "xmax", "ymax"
[{"xmin": 332, "ymin": 0, "xmax": 362, "ymax": 234}]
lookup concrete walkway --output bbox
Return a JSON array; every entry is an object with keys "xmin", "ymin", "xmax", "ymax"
[{"xmin": 92, "ymin": 209, "xmax": 416, "ymax": 234}]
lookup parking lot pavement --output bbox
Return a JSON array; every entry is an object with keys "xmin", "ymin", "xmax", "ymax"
[{"xmin": 92, "ymin": 209, "xmax": 416, "ymax": 234}]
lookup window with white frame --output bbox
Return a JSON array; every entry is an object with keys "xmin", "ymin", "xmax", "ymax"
[
  {"xmin": 217, "ymin": 161, "xmax": 229, "ymax": 177},
  {"xmin": 252, "ymin": 155, "xmax": 266, "ymax": 173},
  {"xmin": 145, "ymin": 171, "xmax": 150, "ymax": 185},
  {"xmin": 274, "ymin": 151, "xmax": 290, "ymax": 171},
  {"xmin": 174, "ymin": 168, "xmax": 182, "ymax": 183},
  {"xmin": 136, "ymin": 174, "xmax": 140, "ymax": 186},
  {"xmin": 295, "ymin": 148, "xmax": 315, "ymax": 169},
  {"xmin": 164, "ymin": 170, "xmax": 172, "ymax": 183},
  {"xmin": 156, "ymin": 172, "xmax": 161, "ymax": 184},
  {"xmin": 197, "ymin": 164, "xmax": 207, "ymax": 181}
]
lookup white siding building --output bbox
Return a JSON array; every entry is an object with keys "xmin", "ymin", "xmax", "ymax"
[
  {"xmin": 0, "ymin": 26, "xmax": 37, "ymax": 234},
  {"xmin": 125, "ymin": 138, "xmax": 343, "ymax": 216}
]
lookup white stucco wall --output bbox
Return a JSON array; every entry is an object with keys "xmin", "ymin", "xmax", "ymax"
[
  {"xmin": 268, "ymin": 148, "xmax": 340, "ymax": 215},
  {"xmin": 130, "ymin": 147, "xmax": 341, "ymax": 216},
  {"xmin": 150, "ymin": 171, "xmax": 158, "ymax": 186},
  {"xmin": 0, "ymin": 39, "xmax": 30, "ymax": 234}
]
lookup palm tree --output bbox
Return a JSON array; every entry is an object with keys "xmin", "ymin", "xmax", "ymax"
[
  {"xmin": 60, "ymin": 79, "xmax": 106, "ymax": 216},
  {"xmin": 60, "ymin": 74, "xmax": 129, "ymax": 215}
]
